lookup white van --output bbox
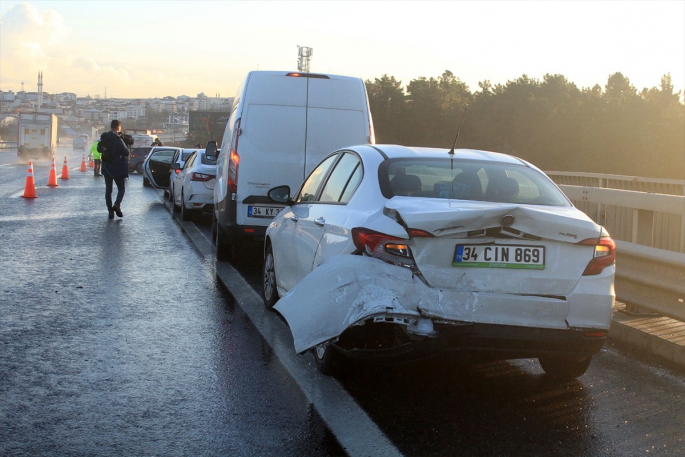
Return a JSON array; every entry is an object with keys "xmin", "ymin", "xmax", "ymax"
[
  {"xmin": 73, "ymin": 134, "xmax": 89, "ymax": 151},
  {"xmin": 213, "ymin": 71, "xmax": 375, "ymax": 260}
]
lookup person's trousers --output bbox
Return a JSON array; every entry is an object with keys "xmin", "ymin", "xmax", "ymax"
[
  {"xmin": 94, "ymin": 159, "xmax": 102, "ymax": 175},
  {"xmin": 104, "ymin": 175, "xmax": 126, "ymax": 210}
]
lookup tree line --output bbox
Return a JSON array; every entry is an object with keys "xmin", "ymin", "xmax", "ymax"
[{"xmin": 365, "ymin": 71, "xmax": 684, "ymax": 179}]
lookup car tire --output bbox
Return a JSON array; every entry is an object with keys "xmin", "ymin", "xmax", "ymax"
[
  {"xmin": 172, "ymin": 188, "xmax": 180, "ymax": 212},
  {"xmin": 180, "ymin": 192, "xmax": 192, "ymax": 221},
  {"xmin": 263, "ymin": 245, "xmax": 279, "ymax": 309},
  {"xmin": 312, "ymin": 343, "xmax": 344, "ymax": 376},
  {"xmin": 136, "ymin": 163, "xmax": 143, "ymax": 174},
  {"xmin": 538, "ymin": 355, "xmax": 592, "ymax": 380},
  {"xmin": 143, "ymin": 176, "xmax": 151, "ymax": 187}
]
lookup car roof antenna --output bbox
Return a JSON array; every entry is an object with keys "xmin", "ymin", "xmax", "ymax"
[{"xmin": 448, "ymin": 105, "xmax": 469, "ymax": 155}]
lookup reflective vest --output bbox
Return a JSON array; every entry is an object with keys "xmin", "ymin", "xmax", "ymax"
[{"xmin": 90, "ymin": 141, "xmax": 101, "ymax": 160}]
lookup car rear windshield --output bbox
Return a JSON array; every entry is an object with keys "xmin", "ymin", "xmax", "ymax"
[
  {"xmin": 379, "ymin": 158, "xmax": 570, "ymax": 207},
  {"xmin": 181, "ymin": 151, "xmax": 195, "ymax": 161},
  {"xmin": 200, "ymin": 151, "xmax": 217, "ymax": 166}
]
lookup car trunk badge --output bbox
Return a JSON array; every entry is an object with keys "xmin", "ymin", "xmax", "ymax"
[{"xmin": 500, "ymin": 214, "xmax": 515, "ymax": 226}]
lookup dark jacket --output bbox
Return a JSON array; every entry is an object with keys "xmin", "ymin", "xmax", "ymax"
[{"xmin": 100, "ymin": 131, "xmax": 130, "ymax": 179}]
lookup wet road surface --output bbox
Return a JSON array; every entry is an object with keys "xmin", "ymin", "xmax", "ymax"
[{"xmin": 0, "ymin": 148, "xmax": 343, "ymax": 456}]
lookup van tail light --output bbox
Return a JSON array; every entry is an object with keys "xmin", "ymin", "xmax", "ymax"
[
  {"xmin": 351, "ymin": 227, "xmax": 414, "ymax": 267},
  {"xmin": 190, "ymin": 172, "xmax": 215, "ymax": 182},
  {"xmin": 369, "ymin": 123, "xmax": 376, "ymax": 144},
  {"xmin": 577, "ymin": 236, "xmax": 616, "ymax": 276},
  {"xmin": 228, "ymin": 118, "xmax": 241, "ymax": 193}
]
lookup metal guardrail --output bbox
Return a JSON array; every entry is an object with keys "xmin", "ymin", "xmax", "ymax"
[
  {"xmin": 559, "ymin": 184, "xmax": 685, "ymax": 252},
  {"xmin": 0, "ymin": 141, "xmax": 17, "ymax": 150},
  {"xmin": 614, "ymin": 241, "xmax": 685, "ymax": 322},
  {"xmin": 549, "ymin": 173, "xmax": 685, "ymax": 321}
]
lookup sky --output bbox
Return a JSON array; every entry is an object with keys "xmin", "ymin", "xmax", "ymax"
[{"xmin": 1, "ymin": 1, "xmax": 683, "ymax": 99}]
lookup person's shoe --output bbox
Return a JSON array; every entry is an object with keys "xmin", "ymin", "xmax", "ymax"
[
  {"xmin": 108, "ymin": 209, "xmax": 114, "ymax": 219},
  {"xmin": 113, "ymin": 206, "xmax": 123, "ymax": 218}
]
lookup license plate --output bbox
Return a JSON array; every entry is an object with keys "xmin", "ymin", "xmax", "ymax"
[
  {"xmin": 248, "ymin": 205, "xmax": 282, "ymax": 218},
  {"xmin": 453, "ymin": 244, "xmax": 545, "ymax": 269}
]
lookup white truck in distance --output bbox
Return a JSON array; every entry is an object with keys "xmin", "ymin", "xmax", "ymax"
[{"xmin": 18, "ymin": 113, "xmax": 58, "ymax": 160}]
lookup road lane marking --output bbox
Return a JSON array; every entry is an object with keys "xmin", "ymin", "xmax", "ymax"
[{"xmin": 168, "ymin": 197, "xmax": 403, "ymax": 457}]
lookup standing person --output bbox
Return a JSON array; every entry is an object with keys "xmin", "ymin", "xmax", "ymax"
[
  {"xmin": 90, "ymin": 139, "xmax": 102, "ymax": 177},
  {"xmin": 100, "ymin": 120, "xmax": 130, "ymax": 219}
]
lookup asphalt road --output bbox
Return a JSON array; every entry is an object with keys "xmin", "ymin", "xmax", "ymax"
[
  {"xmin": 0, "ymin": 147, "xmax": 343, "ymax": 456},
  {"xmin": 3, "ymin": 146, "xmax": 685, "ymax": 456}
]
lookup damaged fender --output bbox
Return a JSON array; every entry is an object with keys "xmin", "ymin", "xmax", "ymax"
[{"xmin": 275, "ymin": 256, "xmax": 421, "ymax": 354}]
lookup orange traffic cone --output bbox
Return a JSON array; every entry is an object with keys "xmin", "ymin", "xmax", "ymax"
[
  {"xmin": 21, "ymin": 162, "xmax": 37, "ymax": 198},
  {"xmin": 80, "ymin": 154, "xmax": 87, "ymax": 172},
  {"xmin": 47, "ymin": 157, "xmax": 59, "ymax": 187},
  {"xmin": 60, "ymin": 155, "xmax": 70, "ymax": 180},
  {"xmin": 88, "ymin": 155, "xmax": 94, "ymax": 169}
]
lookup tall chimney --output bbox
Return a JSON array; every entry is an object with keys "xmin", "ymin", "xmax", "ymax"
[{"xmin": 37, "ymin": 71, "xmax": 43, "ymax": 110}]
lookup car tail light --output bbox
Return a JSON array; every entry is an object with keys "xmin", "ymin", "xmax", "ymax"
[
  {"xmin": 577, "ymin": 236, "xmax": 616, "ymax": 275},
  {"xmin": 352, "ymin": 227, "xmax": 414, "ymax": 267},
  {"xmin": 408, "ymin": 228, "xmax": 433, "ymax": 237},
  {"xmin": 190, "ymin": 172, "xmax": 215, "ymax": 182},
  {"xmin": 228, "ymin": 118, "xmax": 241, "ymax": 193},
  {"xmin": 174, "ymin": 168, "xmax": 181, "ymax": 175},
  {"xmin": 583, "ymin": 330, "xmax": 607, "ymax": 338}
]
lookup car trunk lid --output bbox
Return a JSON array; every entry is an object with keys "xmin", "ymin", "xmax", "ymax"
[{"xmin": 386, "ymin": 198, "xmax": 601, "ymax": 296}]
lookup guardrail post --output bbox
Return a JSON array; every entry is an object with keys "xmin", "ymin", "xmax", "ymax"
[
  {"xmin": 681, "ymin": 187, "xmax": 685, "ymax": 253},
  {"xmin": 598, "ymin": 178, "xmax": 605, "ymax": 225},
  {"xmin": 631, "ymin": 209, "xmax": 654, "ymax": 246}
]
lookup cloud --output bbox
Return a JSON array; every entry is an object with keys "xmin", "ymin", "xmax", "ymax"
[{"xmin": 0, "ymin": 2, "xmax": 70, "ymax": 87}]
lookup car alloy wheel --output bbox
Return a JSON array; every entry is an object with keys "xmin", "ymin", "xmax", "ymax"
[{"xmin": 263, "ymin": 246, "xmax": 278, "ymax": 309}]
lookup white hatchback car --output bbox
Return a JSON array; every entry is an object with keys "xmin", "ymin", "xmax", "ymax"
[
  {"xmin": 170, "ymin": 148, "xmax": 218, "ymax": 221},
  {"xmin": 263, "ymin": 145, "xmax": 616, "ymax": 379}
]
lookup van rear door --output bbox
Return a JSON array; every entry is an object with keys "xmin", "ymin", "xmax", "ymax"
[
  {"xmin": 235, "ymin": 73, "xmax": 307, "ymax": 227},
  {"xmin": 305, "ymin": 76, "xmax": 369, "ymax": 176}
]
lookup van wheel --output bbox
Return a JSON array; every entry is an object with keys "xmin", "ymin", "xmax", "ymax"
[
  {"xmin": 263, "ymin": 245, "xmax": 278, "ymax": 309},
  {"xmin": 539, "ymin": 355, "xmax": 592, "ymax": 380},
  {"xmin": 216, "ymin": 225, "xmax": 235, "ymax": 261},
  {"xmin": 313, "ymin": 343, "xmax": 344, "ymax": 376},
  {"xmin": 180, "ymin": 192, "xmax": 192, "ymax": 221}
]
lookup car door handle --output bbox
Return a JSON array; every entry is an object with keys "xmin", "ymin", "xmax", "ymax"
[
  {"xmin": 290, "ymin": 216, "xmax": 299, "ymax": 222},
  {"xmin": 314, "ymin": 217, "xmax": 325, "ymax": 226}
]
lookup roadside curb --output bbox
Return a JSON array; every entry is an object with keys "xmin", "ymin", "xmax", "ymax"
[
  {"xmin": 162, "ymin": 194, "xmax": 403, "ymax": 457},
  {"xmin": 610, "ymin": 309, "xmax": 685, "ymax": 367}
]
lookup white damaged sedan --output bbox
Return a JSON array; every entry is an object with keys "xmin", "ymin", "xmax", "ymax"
[{"xmin": 263, "ymin": 146, "xmax": 615, "ymax": 379}]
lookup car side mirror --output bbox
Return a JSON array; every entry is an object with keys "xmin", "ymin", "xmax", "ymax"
[
  {"xmin": 268, "ymin": 185, "xmax": 291, "ymax": 204},
  {"xmin": 171, "ymin": 163, "xmax": 181, "ymax": 170},
  {"xmin": 205, "ymin": 140, "xmax": 218, "ymax": 160}
]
